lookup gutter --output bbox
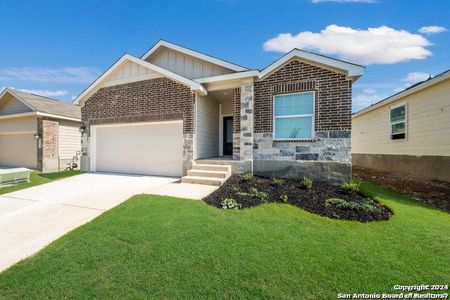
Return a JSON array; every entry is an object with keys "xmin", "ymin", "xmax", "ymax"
[{"xmin": 0, "ymin": 111, "xmax": 81, "ymax": 122}]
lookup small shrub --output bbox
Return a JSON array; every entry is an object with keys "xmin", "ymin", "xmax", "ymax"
[
  {"xmin": 231, "ymin": 185, "xmax": 241, "ymax": 193},
  {"xmin": 271, "ymin": 178, "xmax": 284, "ymax": 186},
  {"xmin": 300, "ymin": 177, "xmax": 313, "ymax": 190},
  {"xmin": 325, "ymin": 197, "xmax": 379, "ymax": 213},
  {"xmin": 221, "ymin": 198, "xmax": 242, "ymax": 210},
  {"xmin": 341, "ymin": 182, "xmax": 360, "ymax": 193},
  {"xmin": 280, "ymin": 195, "xmax": 288, "ymax": 203},
  {"xmin": 237, "ymin": 187, "xmax": 269, "ymax": 203},
  {"xmin": 242, "ymin": 172, "xmax": 253, "ymax": 181},
  {"xmin": 252, "ymin": 188, "xmax": 269, "ymax": 203}
]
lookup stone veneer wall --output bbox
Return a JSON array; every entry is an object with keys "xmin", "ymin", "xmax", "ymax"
[
  {"xmin": 81, "ymin": 77, "xmax": 196, "ymax": 174},
  {"xmin": 239, "ymin": 83, "xmax": 254, "ymax": 165},
  {"xmin": 37, "ymin": 117, "xmax": 59, "ymax": 172},
  {"xmin": 232, "ymin": 88, "xmax": 241, "ymax": 160}
]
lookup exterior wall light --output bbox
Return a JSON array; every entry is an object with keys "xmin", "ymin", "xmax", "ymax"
[{"xmin": 79, "ymin": 125, "xmax": 87, "ymax": 134}]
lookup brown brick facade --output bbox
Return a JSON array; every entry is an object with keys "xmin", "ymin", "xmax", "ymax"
[
  {"xmin": 254, "ymin": 59, "xmax": 352, "ymax": 133},
  {"xmin": 81, "ymin": 77, "xmax": 195, "ymax": 134},
  {"xmin": 37, "ymin": 117, "xmax": 59, "ymax": 172}
]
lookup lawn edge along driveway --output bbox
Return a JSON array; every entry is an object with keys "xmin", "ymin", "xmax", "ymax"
[{"xmin": 0, "ymin": 170, "xmax": 80, "ymax": 195}]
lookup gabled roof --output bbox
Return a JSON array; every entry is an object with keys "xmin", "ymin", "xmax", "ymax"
[
  {"xmin": 74, "ymin": 53, "xmax": 207, "ymax": 105},
  {"xmin": 353, "ymin": 69, "xmax": 450, "ymax": 118},
  {"xmin": 0, "ymin": 88, "xmax": 81, "ymax": 120},
  {"xmin": 258, "ymin": 49, "xmax": 365, "ymax": 80},
  {"xmin": 141, "ymin": 40, "xmax": 248, "ymax": 72}
]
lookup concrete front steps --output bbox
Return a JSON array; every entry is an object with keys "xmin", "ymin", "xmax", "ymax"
[{"xmin": 181, "ymin": 163, "xmax": 231, "ymax": 186}]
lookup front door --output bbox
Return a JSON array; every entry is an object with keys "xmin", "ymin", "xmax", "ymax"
[{"xmin": 223, "ymin": 116, "xmax": 233, "ymax": 156}]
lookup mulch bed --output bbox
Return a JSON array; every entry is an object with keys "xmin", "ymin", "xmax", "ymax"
[
  {"xmin": 203, "ymin": 175, "xmax": 392, "ymax": 222},
  {"xmin": 353, "ymin": 166, "xmax": 450, "ymax": 212}
]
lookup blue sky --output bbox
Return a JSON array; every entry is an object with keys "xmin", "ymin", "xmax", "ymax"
[{"xmin": 0, "ymin": 0, "xmax": 448, "ymax": 112}]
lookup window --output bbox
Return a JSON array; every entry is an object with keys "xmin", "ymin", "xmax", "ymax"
[
  {"xmin": 390, "ymin": 104, "xmax": 406, "ymax": 140},
  {"xmin": 273, "ymin": 92, "xmax": 314, "ymax": 140}
]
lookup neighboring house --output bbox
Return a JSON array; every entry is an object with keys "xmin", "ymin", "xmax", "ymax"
[
  {"xmin": 76, "ymin": 40, "xmax": 364, "ymax": 184},
  {"xmin": 352, "ymin": 69, "xmax": 450, "ymax": 183},
  {"xmin": 0, "ymin": 88, "xmax": 82, "ymax": 172}
]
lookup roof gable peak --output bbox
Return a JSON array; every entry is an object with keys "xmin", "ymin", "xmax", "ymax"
[{"xmin": 141, "ymin": 40, "xmax": 248, "ymax": 73}]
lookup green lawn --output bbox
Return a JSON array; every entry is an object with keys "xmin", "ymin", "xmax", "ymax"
[
  {"xmin": 0, "ymin": 170, "xmax": 80, "ymax": 195},
  {"xmin": 0, "ymin": 181, "xmax": 448, "ymax": 299}
]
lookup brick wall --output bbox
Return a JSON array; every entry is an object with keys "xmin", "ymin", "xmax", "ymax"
[
  {"xmin": 82, "ymin": 77, "xmax": 195, "ymax": 134},
  {"xmin": 252, "ymin": 59, "xmax": 353, "ymax": 183},
  {"xmin": 254, "ymin": 59, "xmax": 352, "ymax": 133},
  {"xmin": 37, "ymin": 117, "xmax": 59, "ymax": 172}
]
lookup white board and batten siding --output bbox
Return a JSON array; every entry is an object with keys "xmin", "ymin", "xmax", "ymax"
[
  {"xmin": 59, "ymin": 120, "xmax": 81, "ymax": 160},
  {"xmin": 196, "ymin": 96, "xmax": 219, "ymax": 159},
  {"xmin": 103, "ymin": 60, "xmax": 162, "ymax": 87},
  {"xmin": 352, "ymin": 78, "xmax": 450, "ymax": 157},
  {"xmin": 147, "ymin": 47, "xmax": 234, "ymax": 80}
]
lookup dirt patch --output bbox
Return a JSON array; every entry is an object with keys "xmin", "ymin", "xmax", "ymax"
[
  {"xmin": 203, "ymin": 175, "xmax": 392, "ymax": 222},
  {"xmin": 353, "ymin": 166, "xmax": 450, "ymax": 212}
]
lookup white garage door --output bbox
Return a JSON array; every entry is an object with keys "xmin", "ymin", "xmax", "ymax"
[
  {"xmin": 93, "ymin": 121, "xmax": 183, "ymax": 177},
  {"xmin": 0, "ymin": 134, "xmax": 37, "ymax": 169}
]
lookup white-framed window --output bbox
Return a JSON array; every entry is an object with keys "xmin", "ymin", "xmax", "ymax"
[
  {"xmin": 273, "ymin": 91, "xmax": 314, "ymax": 140},
  {"xmin": 390, "ymin": 103, "xmax": 406, "ymax": 140}
]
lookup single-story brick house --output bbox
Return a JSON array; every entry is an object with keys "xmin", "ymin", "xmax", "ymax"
[
  {"xmin": 0, "ymin": 88, "xmax": 82, "ymax": 172},
  {"xmin": 352, "ymin": 69, "xmax": 450, "ymax": 183},
  {"xmin": 76, "ymin": 40, "xmax": 364, "ymax": 184}
]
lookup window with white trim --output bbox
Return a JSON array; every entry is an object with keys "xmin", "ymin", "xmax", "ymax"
[
  {"xmin": 273, "ymin": 92, "xmax": 314, "ymax": 140},
  {"xmin": 390, "ymin": 104, "xmax": 406, "ymax": 140}
]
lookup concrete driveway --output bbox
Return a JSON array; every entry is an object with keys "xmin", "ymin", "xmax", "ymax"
[{"xmin": 0, "ymin": 173, "xmax": 217, "ymax": 271}]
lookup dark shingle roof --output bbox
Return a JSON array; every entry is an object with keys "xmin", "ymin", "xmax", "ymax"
[{"xmin": 5, "ymin": 89, "xmax": 81, "ymax": 120}]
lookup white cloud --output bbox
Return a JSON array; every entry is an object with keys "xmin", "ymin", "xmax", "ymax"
[
  {"xmin": 418, "ymin": 26, "xmax": 447, "ymax": 34},
  {"xmin": 16, "ymin": 88, "xmax": 69, "ymax": 97},
  {"xmin": 263, "ymin": 25, "xmax": 432, "ymax": 65},
  {"xmin": 0, "ymin": 67, "xmax": 100, "ymax": 83},
  {"xmin": 312, "ymin": 0, "xmax": 376, "ymax": 3},
  {"xmin": 363, "ymin": 88, "xmax": 376, "ymax": 94},
  {"xmin": 353, "ymin": 93, "xmax": 386, "ymax": 112},
  {"xmin": 401, "ymin": 72, "xmax": 430, "ymax": 83}
]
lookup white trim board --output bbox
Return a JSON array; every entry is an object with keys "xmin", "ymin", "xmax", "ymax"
[
  {"xmin": 90, "ymin": 120, "xmax": 182, "ymax": 128},
  {"xmin": 74, "ymin": 54, "xmax": 207, "ymax": 105},
  {"xmin": 0, "ymin": 111, "xmax": 81, "ymax": 122},
  {"xmin": 353, "ymin": 71, "xmax": 450, "ymax": 118},
  {"xmin": 195, "ymin": 70, "xmax": 259, "ymax": 83},
  {"xmin": 141, "ymin": 40, "xmax": 248, "ymax": 72},
  {"xmin": 218, "ymin": 102, "xmax": 233, "ymax": 157},
  {"xmin": 259, "ymin": 49, "xmax": 364, "ymax": 81}
]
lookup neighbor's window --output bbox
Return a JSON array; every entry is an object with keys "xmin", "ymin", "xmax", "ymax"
[
  {"xmin": 390, "ymin": 104, "xmax": 406, "ymax": 140},
  {"xmin": 274, "ymin": 92, "xmax": 314, "ymax": 140}
]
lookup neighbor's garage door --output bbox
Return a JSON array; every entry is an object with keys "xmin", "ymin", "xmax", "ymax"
[
  {"xmin": 0, "ymin": 133, "xmax": 37, "ymax": 169},
  {"xmin": 93, "ymin": 121, "xmax": 183, "ymax": 177}
]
